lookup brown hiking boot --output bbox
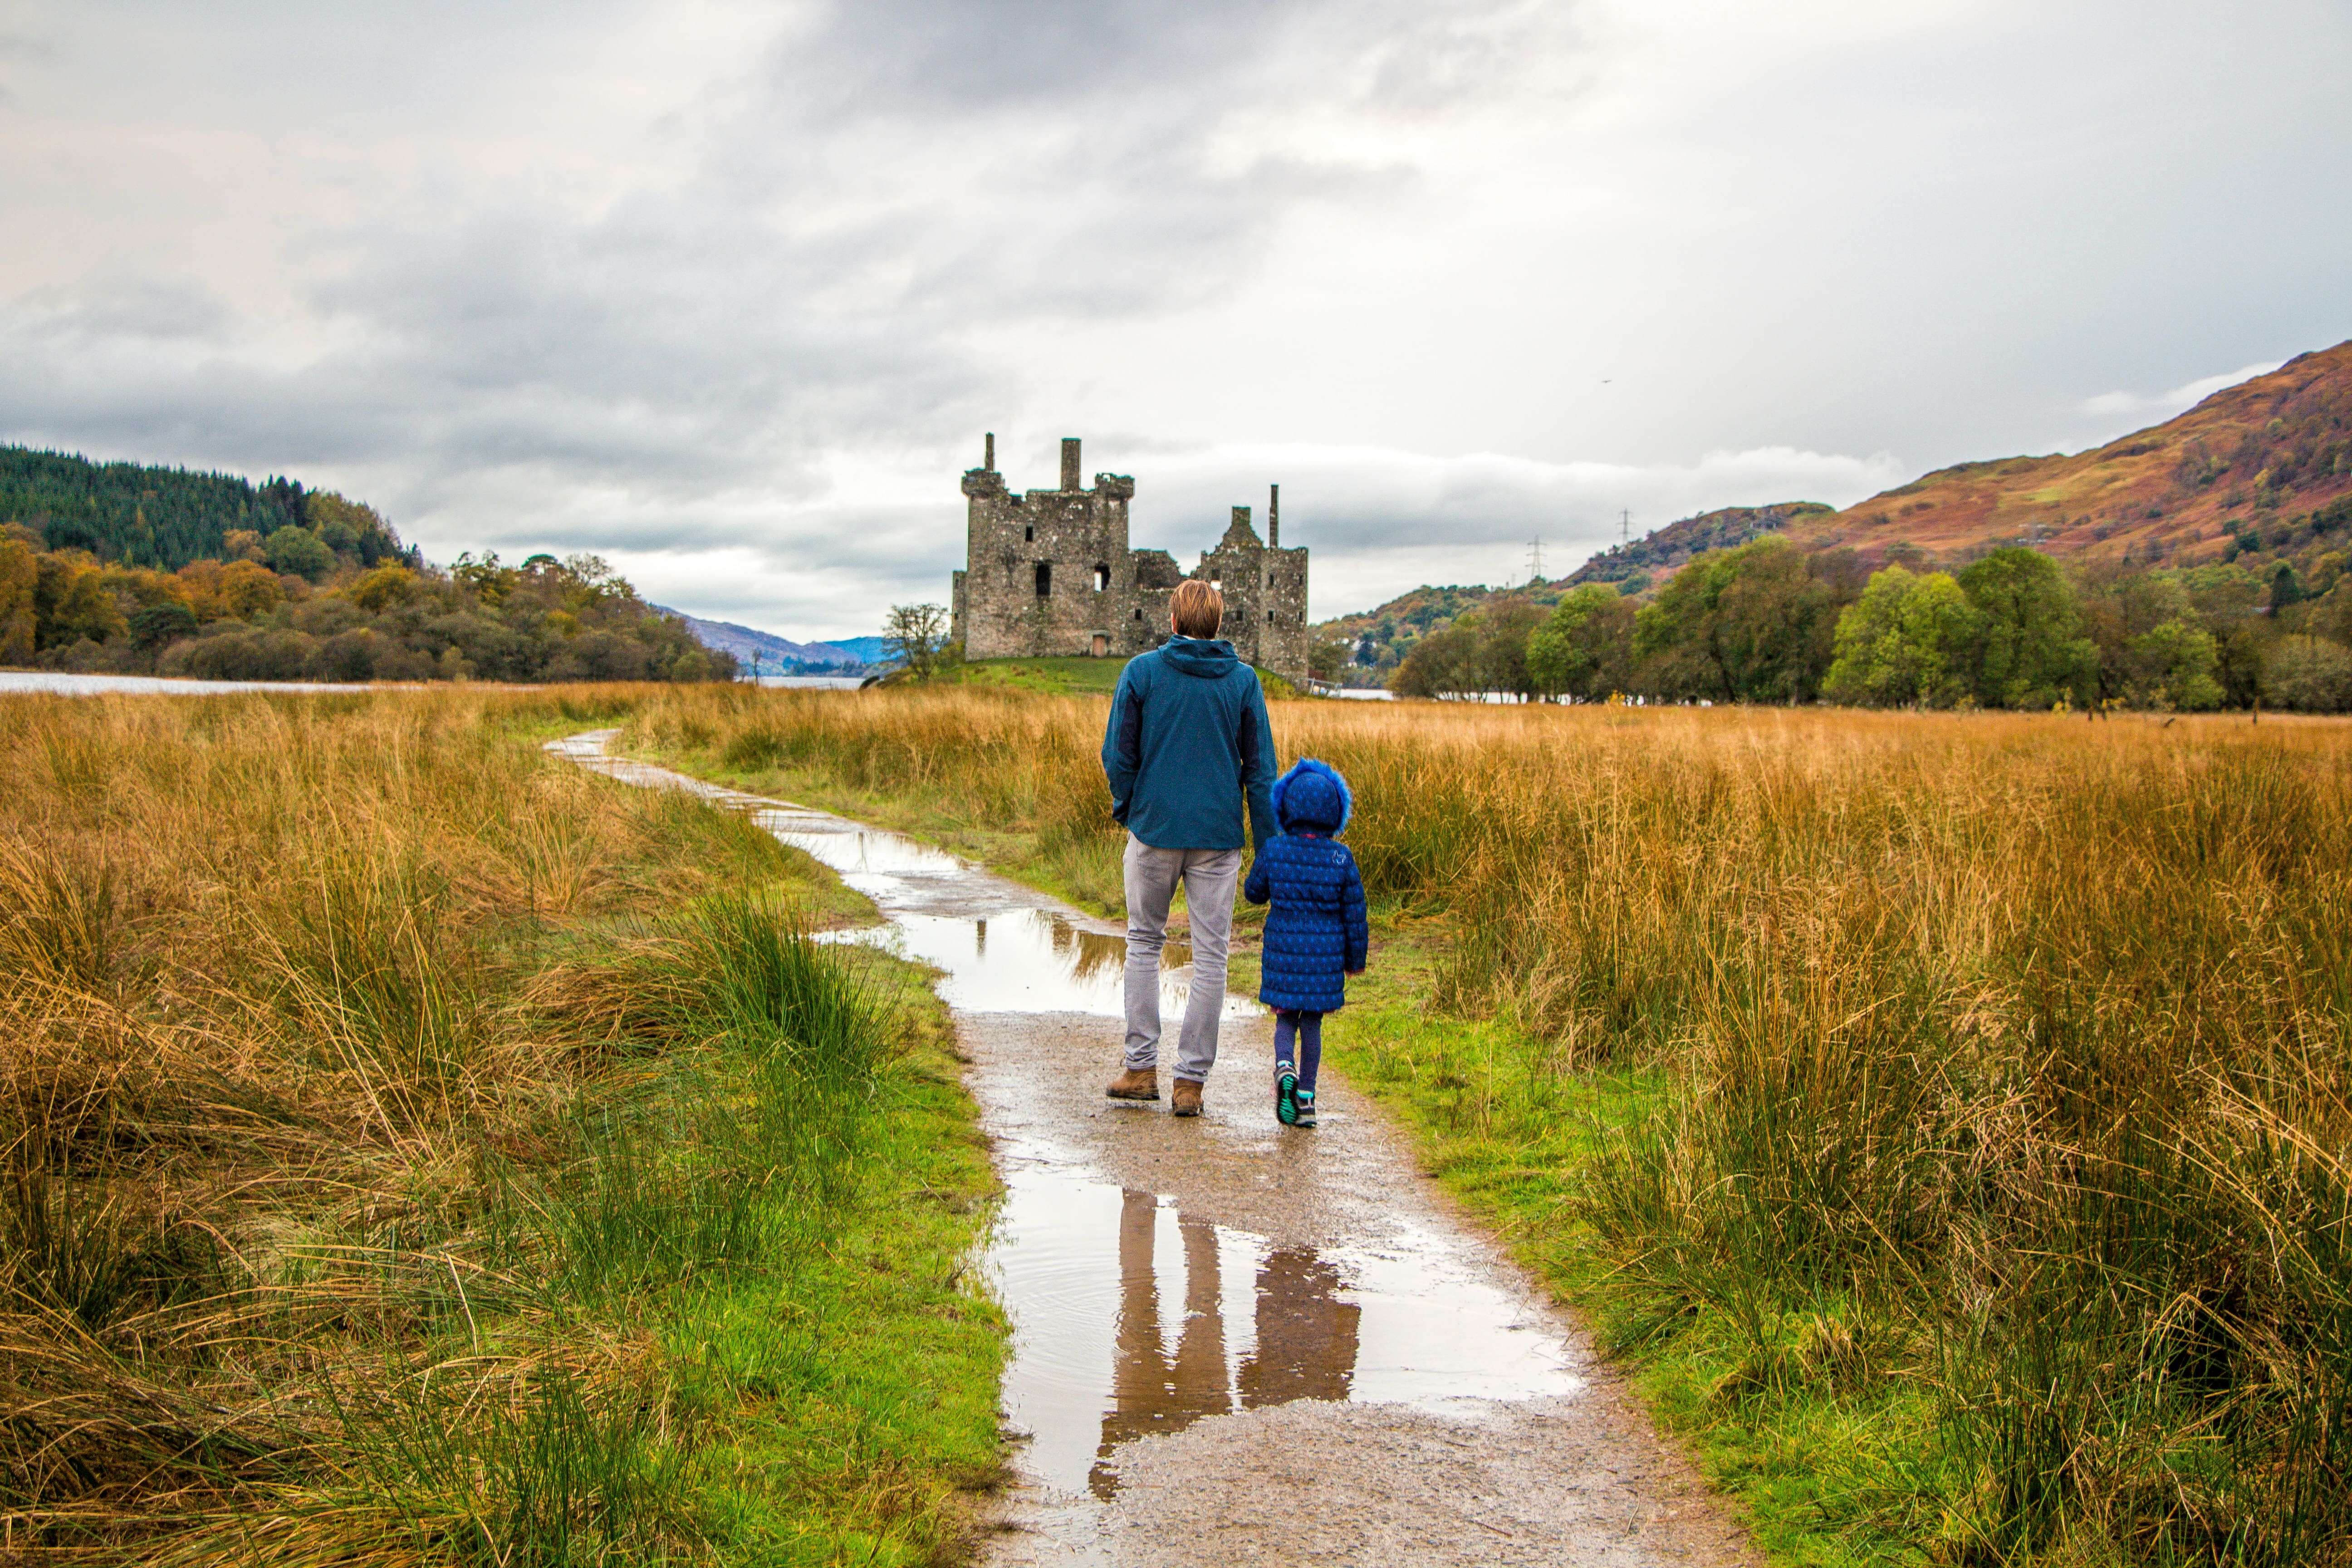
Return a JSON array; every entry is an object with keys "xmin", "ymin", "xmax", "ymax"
[
  {"xmin": 1171, "ymin": 1078, "xmax": 1204, "ymax": 1118},
  {"xmin": 1105, "ymin": 1068, "xmax": 1160, "ymax": 1102}
]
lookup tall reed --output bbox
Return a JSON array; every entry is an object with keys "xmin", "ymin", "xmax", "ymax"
[
  {"xmin": 627, "ymin": 685, "xmax": 2352, "ymax": 1563},
  {"xmin": 0, "ymin": 688, "xmax": 917, "ymax": 1560}
]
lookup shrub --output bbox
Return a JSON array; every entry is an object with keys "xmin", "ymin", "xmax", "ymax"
[
  {"xmin": 263, "ymin": 524, "xmax": 335, "ymax": 580},
  {"xmin": 2262, "ymin": 633, "xmax": 2352, "ymax": 711}
]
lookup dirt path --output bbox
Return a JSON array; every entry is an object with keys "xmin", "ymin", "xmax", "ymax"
[{"xmin": 553, "ymin": 732, "xmax": 1757, "ymax": 1568}]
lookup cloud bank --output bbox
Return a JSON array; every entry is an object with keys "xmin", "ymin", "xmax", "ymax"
[{"xmin": 0, "ymin": 0, "xmax": 2346, "ymax": 636}]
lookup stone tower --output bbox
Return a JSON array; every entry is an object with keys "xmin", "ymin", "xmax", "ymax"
[
  {"xmin": 950, "ymin": 435, "xmax": 1309, "ymax": 687},
  {"xmin": 1191, "ymin": 488, "xmax": 1310, "ymax": 687}
]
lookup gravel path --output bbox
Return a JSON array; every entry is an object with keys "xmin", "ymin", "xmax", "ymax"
[
  {"xmin": 551, "ymin": 731, "xmax": 1758, "ymax": 1568},
  {"xmin": 964, "ymin": 1010, "xmax": 1755, "ymax": 1568}
]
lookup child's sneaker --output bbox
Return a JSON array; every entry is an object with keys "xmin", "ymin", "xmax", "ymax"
[
  {"xmin": 1294, "ymin": 1088, "xmax": 1317, "ymax": 1128},
  {"xmin": 1275, "ymin": 1062, "xmax": 1299, "ymax": 1126}
]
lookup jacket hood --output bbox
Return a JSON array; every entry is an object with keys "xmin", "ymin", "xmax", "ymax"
[
  {"xmin": 1160, "ymin": 636, "xmax": 1240, "ymax": 679},
  {"xmin": 1272, "ymin": 757, "xmax": 1352, "ymax": 833}
]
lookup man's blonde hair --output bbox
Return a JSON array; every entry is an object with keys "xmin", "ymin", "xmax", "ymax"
[{"xmin": 1170, "ymin": 579, "xmax": 1223, "ymax": 639}]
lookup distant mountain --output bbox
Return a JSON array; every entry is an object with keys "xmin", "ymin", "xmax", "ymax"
[
  {"xmin": 653, "ymin": 608, "xmax": 861, "ymax": 667},
  {"xmin": 1770, "ymin": 342, "xmax": 2352, "ymax": 569},
  {"xmin": 1481, "ymin": 340, "xmax": 2352, "ymax": 599},
  {"xmin": 817, "ymin": 636, "xmax": 894, "ymax": 664}
]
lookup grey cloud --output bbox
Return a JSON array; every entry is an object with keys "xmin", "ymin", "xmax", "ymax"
[
  {"xmin": 768, "ymin": 0, "xmax": 1294, "ymax": 115},
  {"xmin": 2, "ymin": 0, "xmax": 1532, "ymax": 563},
  {"xmin": 763, "ymin": 0, "xmax": 1539, "ymax": 121},
  {"xmin": 712, "ymin": 0, "xmax": 1530, "ymax": 322},
  {"xmin": 28, "ymin": 278, "xmax": 232, "ymax": 342},
  {"xmin": 7, "ymin": 0, "xmax": 2337, "ymax": 646}
]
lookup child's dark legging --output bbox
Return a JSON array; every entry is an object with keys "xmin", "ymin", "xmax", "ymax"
[{"xmin": 1273, "ymin": 1009, "xmax": 1323, "ymax": 1094}]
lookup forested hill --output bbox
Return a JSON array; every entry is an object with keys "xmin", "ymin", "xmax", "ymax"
[
  {"xmin": 1565, "ymin": 502, "xmax": 1834, "ymax": 589},
  {"xmin": 0, "ymin": 446, "xmax": 411, "ymax": 571},
  {"xmin": 1, "ymin": 444, "xmax": 730, "ymax": 684}
]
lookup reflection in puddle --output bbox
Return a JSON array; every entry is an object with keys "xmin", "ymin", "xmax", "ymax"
[
  {"xmin": 991, "ymin": 1147, "xmax": 1579, "ymax": 1499},
  {"xmin": 1090, "ymin": 1193, "xmax": 1360, "ymax": 1496},
  {"xmin": 550, "ymin": 733, "xmax": 1580, "ymax": 1503}
]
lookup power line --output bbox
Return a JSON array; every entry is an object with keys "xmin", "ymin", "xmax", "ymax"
[{"xmin": 1524, "ymin": 535, "xmax": 1546, "ymax": 585}]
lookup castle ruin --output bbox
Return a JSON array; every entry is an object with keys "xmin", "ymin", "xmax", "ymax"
[{"xmin": 950, "ymin": 435, "xmax": 1310, "ymax": 687}]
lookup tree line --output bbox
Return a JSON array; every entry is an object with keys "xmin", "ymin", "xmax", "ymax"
[
  {"xmin": 1, "ymin": 502, "xmax": 733, "ymax": 685},
  {"xmin": 1390, "ymin": 500, "xmax": 2352, "ymax": 712},
  {"xmin": 0, "ymin": 445, "xmax": 419, "ymax": 572}
]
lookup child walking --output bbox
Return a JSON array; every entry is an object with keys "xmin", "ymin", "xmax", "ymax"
[{"xmin": 1243, "ymin": 759, "xmax": 1368, "ymax": 1128}]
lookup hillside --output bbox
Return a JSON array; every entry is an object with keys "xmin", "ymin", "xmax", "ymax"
[
  {"xmin": 2, "ymin": 445, "xmax": 728, "ymax": 683},
  {"xmin": 0, "ymin": 446, "xmax": 411, "ymax": 571},
  {"xmin": 1313, "ymin": 581, "xmax": 1559, "ymax": 684},
  {"xmin": 1776, "ymin": 341, "xmax": 2352, "ymax": 568},
  {"xmin": 1564, "ymin": 502, "xmax": 1836, "ymax": 589},
  {"xmin": 1312, "ymin": 505, "xmax": 1831, "ymax": 681},
  {"xmin": 1321, "ymin": 342, "xmax": 2352, "ymax": 670}
]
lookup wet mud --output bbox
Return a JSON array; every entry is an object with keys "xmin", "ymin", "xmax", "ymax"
[{"xmin": 552, "ymin": 732, "xmax": 1757, "ymax": 1567}]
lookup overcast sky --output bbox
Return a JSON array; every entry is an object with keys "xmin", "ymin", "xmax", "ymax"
[{"xmin": 2, "ymin": 0, "xmax": 2347, "ymax": 635}]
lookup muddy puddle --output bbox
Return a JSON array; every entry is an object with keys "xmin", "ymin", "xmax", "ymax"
[
  {"xmin": 992, "ymin": 1156, "xmax": 1579, "ymax": 1497},
  {"xmin": 552, "ymin": 731, "xmax": 1580, "ymax": 1502}
]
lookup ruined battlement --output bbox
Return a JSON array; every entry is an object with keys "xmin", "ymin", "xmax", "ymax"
[{"xmin": 949, "ymin": 435, "xmax": 1308, "ymax": 686}]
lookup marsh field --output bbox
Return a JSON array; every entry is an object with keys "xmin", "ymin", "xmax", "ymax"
[
  {"xmin": 0, "ymin": 690, "xmax": 1003, "ymax": 1564},
  {"xmin": 622, "ymin": 685, "xmax": 2352, "ymax": 1568},
  {"xmin": 6, "ymin": 683, "xmax": 2349, "ymax": 1567}
]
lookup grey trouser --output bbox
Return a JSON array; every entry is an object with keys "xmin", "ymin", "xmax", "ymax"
[{"xmin": 1123, "ymin": 834, "xmax": 1241, "ymax": 1082}]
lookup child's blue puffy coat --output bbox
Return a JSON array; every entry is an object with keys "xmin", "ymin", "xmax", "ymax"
[{"xmin": 1243, "ymin": 759, "xmax": 1369, "ymax": 1013}]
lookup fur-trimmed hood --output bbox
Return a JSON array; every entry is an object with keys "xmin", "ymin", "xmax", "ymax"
[{"xmin": 1271, "ymin": 757, "xmax": 1352, "ymax": 833}]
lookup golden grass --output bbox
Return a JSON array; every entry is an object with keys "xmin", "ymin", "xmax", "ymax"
[
  {"xmin": 0, "ymin": 687, "xmax": 996, "ymax": 1562},
  {"xmin": 625, "ymin": 685, "xmax": 2352, "ymax": 1564}
]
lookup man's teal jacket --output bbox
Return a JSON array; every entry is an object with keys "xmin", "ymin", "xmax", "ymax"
[{"xmin": 1100, "ymin": 637, "xmax": 1279, "ymax": 852}]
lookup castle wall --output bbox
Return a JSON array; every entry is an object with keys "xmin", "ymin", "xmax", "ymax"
[
  {"xmin": 1125, "ymin": 547, "xmax": 1180, "ymax": 655},
  {"xmin": 959, "ymin": 437, "xmax": 1137, "ymax": 661},
  {"xmin": 951, "ymin": 437, "xmax": 1309, "ymax": 686}
]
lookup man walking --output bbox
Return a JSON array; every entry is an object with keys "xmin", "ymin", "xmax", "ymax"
[{"xmin": 1100, "ymin": 580, "xmax": 1278, "ymax": 1117}]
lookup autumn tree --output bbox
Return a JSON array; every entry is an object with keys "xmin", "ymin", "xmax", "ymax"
[
  {"xmin": 1526, "ymin": 584, "xmax": 1636, "ymax": 699},
  {"xmin": 1634, "ymin": 537, "xmax": 1840, "ymax": 702},
  {"xmin": 1823, "ymin": 566, "xmax": 1986, "ymax": 707},
  {"xmin": 1956, "ymin": 547, "xmax": 2097, "ymax": 707}
]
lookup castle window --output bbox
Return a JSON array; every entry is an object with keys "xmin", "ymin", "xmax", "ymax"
[
  {"xmin": 1268, "ymin": 608, "xmax": 1276, "ymax": 622},
  {"xmin": 1034, "ymin": 562, "xmax": 1051, "ymax": 597},
  {"xmin": 1092, "ymin": 562, "xmax": 1109, "ymax": 592},
  {"xmin": 1024, "ymin": 525, "xmax": 1034, "ymax": 542},
  {"xmin": 1132, "ymin": 608, "xmax": 1142, "ymax": 620}
]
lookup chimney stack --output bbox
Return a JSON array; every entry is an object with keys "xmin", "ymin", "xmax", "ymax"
[
  {"xmin": 1061, "ymin": 437, "xmax": 1082, "ymax": 492},
  {"xmin": 1232, "ymin": 505, "xmax": 1251, "ymax": 535},
  {"xmin": 985, "ymin": 432, "xmax": 995, "ymax": 471},
  {"xmin": 1269, "ymin": 484, "xmax": 1279, "ymax": 548}
]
